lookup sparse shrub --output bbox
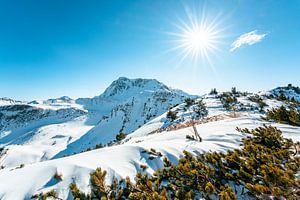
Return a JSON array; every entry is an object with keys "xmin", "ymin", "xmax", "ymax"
[
  {"xmin": 70, "ymin": 126, "xmax": 300, "ymax": 200},
  {"xmin": 209, "ymin": 88, "xmax": 218, "ymax": 95},
  {"xmin": 278, "ymin": 93, "xmax": 287, "ymax": 101},
  {"xmin": 90, "ymin": 168, "xmax": 109, "ymax": 198},
  {"xmin": 69, "ymin": 182, "xmax": 90, "ymax": 200},
  {"xmin": 150, "ymin": 148, "xmax": 156, "ymax": 153},
  {"xmin": 231, "ymin": 87, "xmax": 237, "ymax": 95},
  {"xmin": 184, "ymin": 98, "xmax": 195, "ymax": 107},
  {"xmin": 31, "ymin": 189, "xmax": 58, "ymax": 200},
  {"xmin": 143, "ymin": 148, "xmax": 163, "ymax": 158},
  {"xmin": 219, "ymin": 92, "xmax": 238, "ymax": 111},
  {"xmin": 86, "ymin": 147, "xmax": 91, "ymax": 152},
  {"xmin": 204, "ymin": 182, "xmax": 215, "ymax": 194},
  {"xmin": 140, "ymin": 164, "xmax": 148, "ymax": 171},
  {"xmin": 248, "ymin": 94, "xmax": 267, "ymax": 112},
  {"xmin": 265, "ymin": 106, "xmax": 300, "ymax": 126},
  {"xmin": 116, "ymin": 132, "xmax": 127, "ymax": 142},
  {"xmin": 95, "ymin": 143, "xmax": 103, "ymax": 149},
  {"xmin": 166, "ymin": 110, "xmax": 177, "ymax": 121},
  {"xmin": 219, "ymin": 185, "xmax": 237, "ymax": 200},
  {"xmin": 193, "ymin": 99, "xmax": 208, "ymax": 118}
]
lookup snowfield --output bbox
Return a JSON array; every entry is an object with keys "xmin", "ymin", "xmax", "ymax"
[
  {"xmin": 0, "ymin": 78, "xmax": 194, "ymax": 168},
  {"xmin": 0, "ymin": 96, "xmax": 299, "ymax": 199},
  {"xmin": 0, "ymin": 115, "xmax": 299, "ymax": 200},
  {"xmin": 0, "ymin": 79, "xmax": 299, "ymax": 200}
]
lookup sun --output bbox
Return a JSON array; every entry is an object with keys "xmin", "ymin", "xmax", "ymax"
[
  {"xmin": 182, "ymin": 27, "xmax": 215, "ymax": 58},
  {"xmin": 167, "ymin": 7, "xmax": 223, "ymax": 66}
]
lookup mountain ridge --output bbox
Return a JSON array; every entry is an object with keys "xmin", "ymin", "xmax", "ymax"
[
  {"xmin": 0, "ymin": 77, "xmax": 196, "ymax": 168},
  {"xmin": 0, "ymin": 82, "xmax": 299, "ymax": 200}
]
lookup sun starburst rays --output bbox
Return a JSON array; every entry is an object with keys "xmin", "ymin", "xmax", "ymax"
[{"xmin": 166, "ymin": 8, "xmax": 224, "ymax": 68}]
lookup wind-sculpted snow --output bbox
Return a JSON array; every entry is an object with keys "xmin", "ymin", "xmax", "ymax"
[
  {"xmin": 0, "ymin": 81, "xmax": 299, "ymax": 199},
  {"xmin": 55, "ymin": 78, "xmax": 195, "ymax": 157},
  {"xmin": 0, "ymin": 104, "xmax": 86, "ymax": 144},
  {"xmin": 0, "ymin": 77, "xmax": 195, "ymax": 168},
  {"xmin": 0, "ymin": 111, "xmax": 299, "ymax": 200}
]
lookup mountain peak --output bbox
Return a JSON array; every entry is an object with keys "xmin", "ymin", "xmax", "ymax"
[
  {"xmin": 0, "ymin": 97, "xmax": 24, "ymax": 106},
  {"xmin": 101, "ymin": 77, "xmax": 168, "ymax": 98},
  {"xmin": 44, "ymin": 96, "xmax": 74, "ymax": 104}
]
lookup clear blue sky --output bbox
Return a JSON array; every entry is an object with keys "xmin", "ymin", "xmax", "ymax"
[{"xmin": 0, "ymin": 0, "xmax": 299, "ymax": 100}]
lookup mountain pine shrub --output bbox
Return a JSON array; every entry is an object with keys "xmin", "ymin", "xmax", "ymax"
[
  {"xmin": 209, "ymin": 88, "xmax": 218, "ymax": 95},
  {"xmin": 265, "ymin": 106, "xmax": 300, "ymax": 126},
  {"xmin": 31, "ymin": 189, "xmax": 58, "ymax": 200},
  {"xmin": 166, "ymin": 110, "xmax": 177, "ymax": 121},
  {"xmin": 184, "ymin": 98, "xmax": 195, "ymax": 107},
  {"xmin": 193, "ymin": 99, "xmax": 208, "ymax": 118},
  {"xmin": 69, "ymin": 125, "xmax": 299, "ymax": 200},
  {"xmin": 115, "ymin": 132, "xmax": 127, "ymax": 142},
  {"xmin": 219, "ymin": 92, "xmax": 238, "ymax": 111},
  {"xmin": 248, "ymin": 94, "xmax": 267, "ymax": 112}
]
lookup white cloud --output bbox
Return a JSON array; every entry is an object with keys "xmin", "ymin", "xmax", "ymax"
[{"xmin": 230, "ymin": 30, "xmax": 267, "ymax": 52}]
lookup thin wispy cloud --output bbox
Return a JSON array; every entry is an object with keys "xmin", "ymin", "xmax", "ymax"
[{"xmin": 230, "ymin": 30, "xmax": 267, "ymax": 52}]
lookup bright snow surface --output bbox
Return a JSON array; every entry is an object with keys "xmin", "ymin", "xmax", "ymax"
[{"xmin": 0, "ymin": 94, "xmax": 299, "ymax": 200}]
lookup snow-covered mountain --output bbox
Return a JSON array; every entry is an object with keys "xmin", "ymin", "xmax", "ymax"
[
  {"xmin": 0, "ymin": 97, "xmax": 24, "ymax": 106},
  {"xmin": 76, "ymin": 77, "xmax": 192, "ymax": 113},
  {"xmin": 56, "ymin": 77, "xmax": 195, "ymax": 156},
  {"xmin": 0, "ymin": 104, "xmax": 86, "ymax": 143},
  {"xmin": 263, "ymin": 84, "xmax": 300, "ymax": 102},
  {"xmin": 0, "ymin": 86, "xmax": 299, "ymax": 200},
  {"xmin": 0, "ymin": 77, "xmax": 195, "ymax": 168}
]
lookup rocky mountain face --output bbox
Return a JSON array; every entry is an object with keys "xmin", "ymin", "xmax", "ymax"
[
  {"xmin": 0, "ymin": 82, "xmax": 300, "ymax": 200},
  {"xmin": 0, "ymin": 77, "xmax": 196, "ymax": 164},
  {"xmin": 0, "ymin": 97, "xmax": 24, "ymax": 106},
  {"xmin": 55, "ymin": 77, "xmax": 196, "ymax": 156}
]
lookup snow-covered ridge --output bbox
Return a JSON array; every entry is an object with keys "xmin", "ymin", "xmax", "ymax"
[
  {"xmin": 101, "ymin": 77, "xmax": 170, "ymax": 98},
  {"xmin": 76, "ymin": 77, "xmax": 193, "ymax": 111},
  {"xmin": 0, "ymin": 81, "xmax": 299, "ymax": 200},
  {"xmin": 0, "ymin": 97, "xmax": 24, "ymax": 106},
  {"xmin": 54, "ymin": 77, "xmax": 196, "ymax": 156},
  {"xmin": 0, "ymin": 77, "xmax": 195, "ymax": 168},
  {"xmin": 263, "ymin": 85, "xmax": 300, "ymax": 102},
  {"xmin": 0, "ymin": 91, "xmax": 299, "ymax": 200},
  {"xmin": 0, "ymin": 104, "xmax": 86, "ymax": 144}
]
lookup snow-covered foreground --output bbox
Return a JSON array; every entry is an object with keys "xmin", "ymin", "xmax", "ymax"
[
  {"xmin": 1, "ymin": 81, "xmax": 300, "ymax": 199},
  {"xmin": 0, "ymin": 111, "xmax": 299, "ymax": 200}
]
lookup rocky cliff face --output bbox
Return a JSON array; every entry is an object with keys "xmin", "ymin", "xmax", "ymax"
[{"xmin": 55, "ymin": 77, "xmax": 196, "ymax": 156}]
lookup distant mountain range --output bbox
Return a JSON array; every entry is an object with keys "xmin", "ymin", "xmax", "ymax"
[
  {"xmin": 0, "ymin": 78, "xmax": 299, "ymax": 200},
  {"xmin": 0, "ymin": 77, "xmax": 195, "ymax": 167}
]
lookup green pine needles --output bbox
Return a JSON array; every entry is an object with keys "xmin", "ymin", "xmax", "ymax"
[
  {"xmin": 68, "ymin": 125, "xmax": 299, "ymax": 200},
  {"xmin": 266, "ymin": 106, "xmax": 300, "ymax": 126}
]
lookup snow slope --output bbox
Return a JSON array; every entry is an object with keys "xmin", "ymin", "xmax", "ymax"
[
  {"xmin": 54, "ymin": 77, "xmax": 195, "ymax": 157},
  {"xmin": 0, "ymin": 98, "xmax": 24, "ymax": 106},
  {"xmin": 0, "ymin": 94, "xmax": 299, "ymax": 200},
  {"xmin": 262, "ymin": 85, "xmax": 300, "ymax": 102},
  {"xmin": 0, "ymin": 77, "xmax": 195, "ymax": 168}
]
